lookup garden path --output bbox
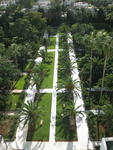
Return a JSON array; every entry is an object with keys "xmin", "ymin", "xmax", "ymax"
[
  {"xmin": 68, "ymin": 33, "xmax": 93, "ymax": 150},
  {"xmin": 7, "ymin": 59, "xmax": 41, "ymax": 150},
  {"xmin": 7, "ymin": 35, "xmax": 60, "ymax": 150},
  {"xmin": 8, "ymin": 84, "xmax": 37, "ymax": 150},
  {"xmin": 49, "ymin": 33, "xmax": 59, "ymax": 143},
  {"xmin": 47, "ymin": 49, "xmax": 63, "ymax": 52}
]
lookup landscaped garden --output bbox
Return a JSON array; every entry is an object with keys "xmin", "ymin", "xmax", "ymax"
[
  {"xmin": 27, "ymin": 94, "xmax": 52, "ymax": 141},
  {"xmin": 71, "ymin": 23, "xmax": 113, "ymax": 141},
  {"xmin": 1, "ymin": 1, "xmax": 113, "ymax": 148},
  {"xmin": 56, "ymin": 33, "xmax": 77, "ymax": 141}
]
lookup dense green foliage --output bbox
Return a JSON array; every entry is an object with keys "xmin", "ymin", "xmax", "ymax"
[{"xmin": 1, "ymin": 0, "xmax": 113, "ymax": 142}]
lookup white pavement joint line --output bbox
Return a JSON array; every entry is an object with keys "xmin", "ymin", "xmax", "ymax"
[
  {"xmin": 11, "ymin": 89, "xmax": 25, "ymax": 93},
  {"xmin": 68, "ymin": 33, "xmax": 94, "ymax": 150},
  {"xmin": 49, "ymin": 33, "xmax": 59, "ymax": 143},
  {"xmin": 47, "ymin": 49, "xmax": 56, "ymax": 52},
  {"xmin": 47, "ymin": 49, "xmax": 63, "ymax": 52},
  {"xmin": 39, "ymin": 88, "xmax": 53, "ymax": 93}
]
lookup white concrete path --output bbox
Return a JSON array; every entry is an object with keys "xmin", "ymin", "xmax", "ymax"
[
  {"xmin": 11, "ymin": 88, "xmax": 66, "ymax": 94},
  {"xmin": 39, "ymin": 88, "xmax": 53, "ymax": 93},
  {"xmin": 48, "ymin": 49, "xmax": 63, "ymax": 52},
  {"xmin": 8, "ymin": 84, "xmax": 37, "ymax": 150},
  {"xmin": 49, "ymin": 33, "xmax": 59, "ymax": 143},
  {"xmin": 7, "ymin": 58, "xmax": 42, "ymax": 150},
  {"xmin": 11, "ymin": 89, "xmax": 24, "ymax": 93},
  {"xmin": 68, "ymin": 33, "xmax": 94, "ymax": 150}
]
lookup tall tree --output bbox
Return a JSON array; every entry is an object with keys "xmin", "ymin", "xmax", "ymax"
[
  {"xmin": 96, "ymin": 31, "xmax": 113, "ymax": 100},
  {"xmin": 83, "ymin": 32, "xmax": 96, "ymax": 106},
  {"xmin": 8, "ymin": 43, "xmax": 21, "ymax": 66},
  {"xmin": 47, "ymin": 0, "xmax": 62, "ymax": 26},
  {"xmin": 0, "ymin": 57, "xmax": 17, "ymax": 109},
  {"xmin": 20, "ymin": 101, "xmax": 41, "ymax": 129}
]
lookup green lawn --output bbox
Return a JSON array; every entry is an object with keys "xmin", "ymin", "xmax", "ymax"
[
  {"xmin": 27, "ymin": 94, "xmax": 52, "ymax": 141},
  {"xmin": 56, "ymin": 94, "xmax": 77, "ymax": 141},
  {"xmin": 41, "ymin": 52, "xmax": 55, "ymax": 88},
  {"xmin": 24, "ymin": 61, "xmax": 34, "ymax": 72},
  {"xmin": 15, "ymin": 75, "xmax": 29, "ymax": 89},
  {"xmin": 48, "ymin": 37, "xmax": 56, "ymax": 49},
  {"xmin": 10, "ymin": 94, "xmax": 20, "ymax": 110}
]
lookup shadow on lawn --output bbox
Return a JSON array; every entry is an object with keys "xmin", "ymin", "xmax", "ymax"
[
  {"xmin": 27, "ymin": 120, "xmax": 41, "ymax": 141},
  {"xmin": 56, "ymin": 114, "xmax": 76, "ymax": 141},
  {"xmin": 56, "ymin": 94, "xmax": 77, "ymax": 141}
]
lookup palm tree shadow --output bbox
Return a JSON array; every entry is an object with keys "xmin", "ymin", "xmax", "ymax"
[
  {"xmin": 56, "ymin": 114, "xmax": 76, "ymax": 141},
  {"xmin": 27, "ymin": 121, "xmax": 36, "ymax": 141},
  {"xmin": 24, "ymin": 141, "xmax": 45, "ymax": 150},
  {"xmin": 66, "ymin": 142, "xmax": 75, "ymax": 150}
]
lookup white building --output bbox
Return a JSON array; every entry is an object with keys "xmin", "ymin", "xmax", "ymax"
[
  {"xmin": 100, "ymin": 137, "xmax": 113, "ymax": 150},
  {"xmin": 37, "ymin": 0, "xmax": 51, "ymax": 9},
  {"xmin": 0, "ymin": 0, "xmax": 17, "ymax": 7}
]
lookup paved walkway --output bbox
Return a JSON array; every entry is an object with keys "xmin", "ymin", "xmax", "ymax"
[
  {"xmin": 47, "ymin": 49, "xmax": 63, "ymax": 52},
  {"xmin": 11, "ymin": 89, "xmax": 24, "ymax": 93},
  {"xmin": 7, "ymin": 59, "xmax": 42, "ymax": 150},
  {"xmin": 49, "ymin": 33, "xmax": 59, "ymax": 143},
  {"xmin": 8, "ymin": 85, "xmax": 37, "ymax": 150},
  {"xmin": 68, "ymin": 33, "xmax": 93, "ymax": 150}
]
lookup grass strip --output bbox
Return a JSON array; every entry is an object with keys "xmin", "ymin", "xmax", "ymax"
[
  {"xmin": 41, "ymin": 52, "xmax": 55, "ymax": 88},
  {"xmin": 56, "ymin": 93, "xmax": 77, "ymax": 141},
  {"xmin": 24, "ymin": 61, "xmax": 34, "ymax": 72},
  {"xmin": 15, "ymin": 75, "xmax": 29, "ymax": 90},
  {"xmin": 27, "ymin": 93, "xmax": 52, "ymax": 141},
  {"xmin": 48, "ymin": 37, "xmax": 56, "ymax": 49}
]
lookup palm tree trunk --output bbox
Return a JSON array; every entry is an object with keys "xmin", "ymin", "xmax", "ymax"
[
  {"xmin": 15, "ymin": 55, "xmax": 18, "ymax": 67},
  {"xmin": 100, "ymin": 54, "xmax": 107, "ymax": 101},
  {"xmin": 97, "ymin": 111, "xmax": 100, "ymax": 140},
  {"xmin": 88, "ymin": 49, "xmax": 93, "ymax": 108}
]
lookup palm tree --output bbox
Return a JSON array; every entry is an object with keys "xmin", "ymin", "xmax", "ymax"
[
  {"xmin": 62, "ymin": 101, "xmax": 84, "ymax": 120},
  {"xmin": 41, "ymin": 38, "xmax": 49, "ymax": 62},
  {"xmin": 20, "ymin": 101, "xmax": 41, "ymax": 128},
  {"xmin": 58, "ymin": 77, "xmax": 80, "ymax": 101},
  {"xmin": 101, "ymin": 103, "xmax": 113, "ymax": 136},
  {"xmin": 62, "ymin": 101, "xmax": 84, "ymax": 132},
  {"xmin": 8, "ymin": 43, "xmax": 21, "ymax": 67},
  {"xmin": 32, "ymin": 64, "xmax": 46, "ymax": 93},
  {"xmin": 83, "ymin": 32, "xmax": 97, "ymax": 106},
  {"xmin": 96, "ymin": 31, "xmax": 113, "ymax": 100}
]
